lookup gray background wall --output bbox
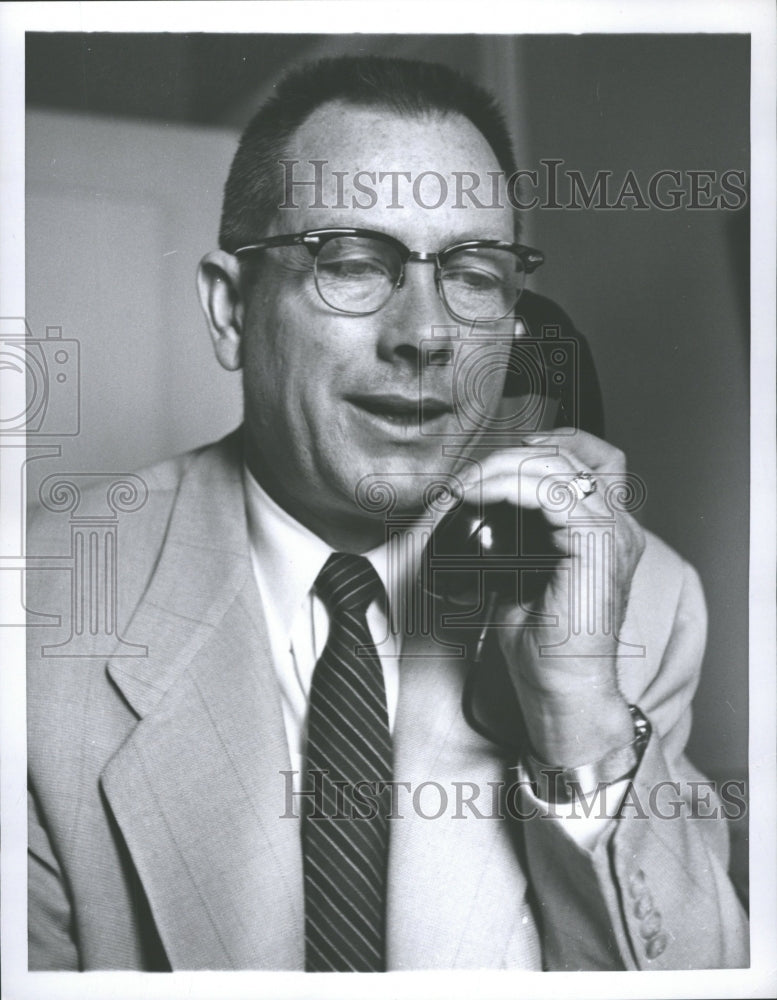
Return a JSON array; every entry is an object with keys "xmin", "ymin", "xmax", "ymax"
[{"xmin": 25, "ymin": 34, "xmax": 749, "ymax": 792}]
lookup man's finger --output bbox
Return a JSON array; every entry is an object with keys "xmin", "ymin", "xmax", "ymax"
[{"xmin": 520, "ymin": 427, "xmax": 627, "ymax": 475}]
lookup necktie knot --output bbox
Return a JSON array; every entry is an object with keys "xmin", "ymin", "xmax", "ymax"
[{"xmin": 315, "ymin": 552, "xmax": 384, "ymax": 617}]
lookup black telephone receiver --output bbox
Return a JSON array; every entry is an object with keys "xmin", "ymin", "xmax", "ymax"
[
  {"xmin": 422, "ymin": 293, "xmax": 604, "ymax": 666},
  {"xmin": 421, "ymin": 498, "xmax": 558, "ymax": 753},
  {"xmin": 424, "ymin": 500, "xmax": 557, "ymax": 665},
  {"xmin": 420, "ymin": 293, "xmax": 603, "ymax": 747}
]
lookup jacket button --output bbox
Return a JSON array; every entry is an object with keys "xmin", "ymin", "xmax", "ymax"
[
  {"xmin": 634, "ymin": 892, "xmax": 653, "ymax": 919},
  {"xmin": 627, "ymin": 869, "xmax": 647, "ymax": 898},
  {"xmin": 640, "ymin": 910, "xmax": 662, "ymax": 939},
  {"xmin": 646, "ymin": 932, "xmax": 668, "ymax": 959}
]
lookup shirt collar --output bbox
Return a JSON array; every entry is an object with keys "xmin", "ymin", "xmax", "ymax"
[{"xmin": 243, "ymin": 466, "xmax": 405, "ymax": 635}]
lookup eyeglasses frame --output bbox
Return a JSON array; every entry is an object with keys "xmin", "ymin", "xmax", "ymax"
[{"xmin": 233, "ymin": 227, "xmax": 545, "ymax": 321}]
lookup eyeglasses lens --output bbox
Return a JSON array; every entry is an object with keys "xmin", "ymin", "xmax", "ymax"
[
  {"xmin": 314, "ymin": 236, "xmax": 401, "ymax": 313},
  {"xmin": 314, "ymin": 236, "xmax": 525, "ymax": 320},
  {"xmin": 439, "ymin": 247, "xmax": 525, "ymax": 322}
]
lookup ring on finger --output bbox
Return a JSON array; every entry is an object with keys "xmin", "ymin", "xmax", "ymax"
[{"xmin": 569, "ymin": 471, "xmax": 598, "ymax": 500}]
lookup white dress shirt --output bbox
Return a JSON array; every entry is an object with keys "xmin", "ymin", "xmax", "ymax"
[
  {"xmin": 243, "ymin": 466, "xmax": 624, "ymax": 847},
  {"xmin": 244, "ymin": 467, "xmax": 405, "ymax": 789}
]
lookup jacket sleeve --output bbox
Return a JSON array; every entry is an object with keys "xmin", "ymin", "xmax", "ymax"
[{"xmin": 521, "ymin": 558, "xmax": 749, "ymax": 970}]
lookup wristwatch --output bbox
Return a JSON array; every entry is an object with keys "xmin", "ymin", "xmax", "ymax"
[{"xmin": 523, "ymin": 704, "xmax": 652, "ymax": 804}]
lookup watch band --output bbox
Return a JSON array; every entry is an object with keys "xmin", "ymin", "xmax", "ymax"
[{"xmin": 524, "ymin": 704, "xmax": 651, "ymax": 804}]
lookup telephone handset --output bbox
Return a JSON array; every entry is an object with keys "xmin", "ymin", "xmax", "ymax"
[
  {"xmin": 421, "ymin": 293, "xmax": 603, "ymax": 746},
  {"xmin": 424, "ymin": 499, "xmax": 558, "ymax": 665},
  {"xmin": 424, "ymin": 291, "xmax": 603, "ymax": 650},
  {"xmin": 421, "ymin": 497, "xmax": 559, "ymax": 753}
]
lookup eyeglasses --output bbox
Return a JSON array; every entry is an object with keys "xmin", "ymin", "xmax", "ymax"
[{"xmin": 234, "ymin": 228, "xmax": 544, "ymax": 323}]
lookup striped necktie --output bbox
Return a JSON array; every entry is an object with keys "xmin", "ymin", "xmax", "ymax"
[{"xmin": 303, "ymin": 552, "xmax": 392, "ymax": 972}]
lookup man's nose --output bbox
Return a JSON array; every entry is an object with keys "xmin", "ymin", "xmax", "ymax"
[{"xmin": 374, "ymin": 262, "xmax": 457, "ymax": 365}]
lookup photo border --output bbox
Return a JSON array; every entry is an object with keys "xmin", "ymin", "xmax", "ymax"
[{"xmin": 2, "ymin": 3, "xmax": 775, "ymax": 998}]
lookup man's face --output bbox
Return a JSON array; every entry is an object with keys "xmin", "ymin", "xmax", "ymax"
[{"xmin": 229, "ymin": 102, "xmax": 516, "ymax": 546}]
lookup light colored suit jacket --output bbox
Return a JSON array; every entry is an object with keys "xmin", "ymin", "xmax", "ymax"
[{"xmin": 26, "ymin": 432, "xmax": 748, "ymax": 971}]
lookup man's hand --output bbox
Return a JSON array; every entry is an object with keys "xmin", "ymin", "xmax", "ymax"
[{"xmin": 459, "ymin": 429, "xmax": 645, "ymax": 767}]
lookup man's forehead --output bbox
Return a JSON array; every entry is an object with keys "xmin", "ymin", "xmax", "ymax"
[
  {"xmin": 283, "ymin": 100, "xmax": 503, "ymax": 174},
  {"xmin": 272, "ymin": 100, "xmax": 514, "ymax": 241}
]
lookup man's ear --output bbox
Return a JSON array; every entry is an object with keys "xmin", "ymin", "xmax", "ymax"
[{"xmin": 197, "ymin": 250, "xmax": 245, "ymax": 371}]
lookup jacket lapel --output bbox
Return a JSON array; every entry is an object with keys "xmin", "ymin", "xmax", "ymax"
[{"xmin": 100, "ymin": 436, "xmax": 304, "ymax": 969}]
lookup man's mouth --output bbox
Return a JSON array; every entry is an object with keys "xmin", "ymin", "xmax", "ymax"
[{"xmin": 346, "ymin": 393, "xmax": 452, "ymax": 431}]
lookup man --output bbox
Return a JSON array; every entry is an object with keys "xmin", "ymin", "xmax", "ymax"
[{"xmin": 27, "ymin": 55, "xmax": 748, "ymax": 971}]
